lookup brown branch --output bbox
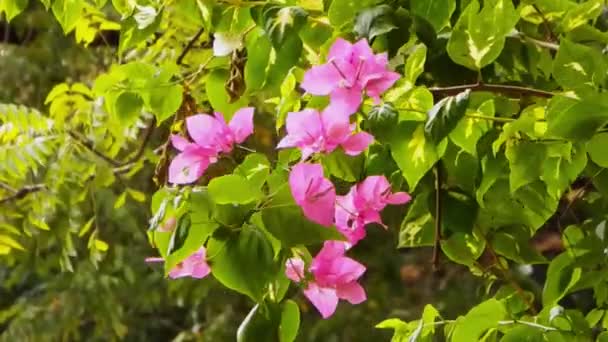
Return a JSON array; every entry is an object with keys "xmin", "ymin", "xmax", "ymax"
[
  {"xmin": 429, "ymin": 83, "xmax": 554, "ymax": 99},
  {"xmin": 176, "ymin": 28, "xmax": 205, "ymax": 66},
  {"xmin": 532, "ymin": 4, "xmax": 557, "ymax": 42},
  {"xmin": 68, "ymin": 118, "xmax": 156, "ymax": 168},
  {"xmin": 0, "ymin": 184, "xmax": 45, "ymax": 205},
  {"xmin": 485, "ymin": 241, "xmax": 538, "ymax": 315},
  {"xmin": 68, "ymin": 131, "xmax": 121, "ymax": 166},
  {"xmin": 114, "ymin": 117, "xmax": 157, "ymax": 170},
  {"xmin": 432, "ymin": 163, "xmax": 443, "ymax": 271}
]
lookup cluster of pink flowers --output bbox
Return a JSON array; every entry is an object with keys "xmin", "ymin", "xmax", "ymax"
[
  {"xmin": 285, "ymin": 241, "xmax": 366, "ymax": 318},
  {"xmin": 283, "ymin": 39, "xmax": 409, "ymax": 318},
  {"xmin": 168, "ymin": 107, "xmax": 254, "ymax": 184},
  {"xmin": 152, "ymin": 38, "xmax": 408, "ymax": 319}
]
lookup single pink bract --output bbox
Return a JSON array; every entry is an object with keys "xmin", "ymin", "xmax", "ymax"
[
  {"xmin": 168, "ymin": 107, "xmax": 254, "ymax": 184},
  {"xmin": 277, "ymin": 108, "xmax": 373, "ymax": 160},
  {"xmin": 301, "ymin": 38, "xmax": 400, "ymax": 115},
  {"xmin": 289, "ymin": 163, "xmax": 336, "ymax": 226},
  {"xmin": 168, "ymin": 247, "xmax": 211, "ymax": 279},
  {"xmin": 285, "ymin": 241, "xmax": 366, "ymax": 318},
  {"xmin": 335, "ymin": 176, "xmax": 411, "ymax": 246}
]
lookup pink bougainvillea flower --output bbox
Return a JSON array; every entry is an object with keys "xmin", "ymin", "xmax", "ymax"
[
  {"xmin": 185, "ymin": 107, "xmax": 254, "ymax": 154},
  {"xmin": 277, "ymin": 108, "xmax": 373, "ymax": 160},
  {"xmin": 168, "ymin": 134, "xmax": 217, "ymax": 184},
  {"xmin": 301, "ymin": 38, "xmax": 400, "ymax": 115},
  {"xmin": 145, "ymin": 247, "xmax": 211, "ymax": 279},
  {"xmin": 285, "ymin": 241, "xmax": 366, "ymax": 318},
  {"xmin": 168, "ymin": 107, "xmax": 254, "ymax": 184},
  {"xmin": 335, "ymin": 176, "xmax": 411, "ymax": 246},
  {"xmin": 289, "ymin": 163, "xmax": 336, "ymax": 226},
  {"xmin": 168, "ymin": 247, "xmax": 211, "ymax": 279}
]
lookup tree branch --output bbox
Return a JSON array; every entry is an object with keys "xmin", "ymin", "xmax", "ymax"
[
  {"xmin": 0, "ymin": 184, "xmax": 45, "ymax": 205},
  {"xmin": 176, "ymin": 28, "xmax": 205, "ymax": 66},
  {"xmin": 532, "ymin": 4, "xmax": 557, "ymax": 42},
  {"xmin": 429, "ymin": 83, "xmax": 554, "ymax": 99},
  {"xmin": 113, "ymin": 117, "xmax": 157, "ymax": 172},
  {"xmin": 68, "ymin": 131, "xmax": 121, "ymax": 166},
  {"xmin": 68, "ymin": 118, "xmax": 156, "ymax": 168}
]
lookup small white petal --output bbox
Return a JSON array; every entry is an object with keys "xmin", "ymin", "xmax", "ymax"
[
  {"xmin": 134, "ymin": 5, "xmax": 158, "ymax": 30},
  {"xmin": 213, "ymin": 33, "xmax": 243, "ymax": 57}
]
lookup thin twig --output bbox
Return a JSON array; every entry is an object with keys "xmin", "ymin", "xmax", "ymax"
[
  {"xmin": 485, "ymin": 240, "xmax": 538, "ymax": 315},
  {"xmin": 429, "ymin": 83, "xmax": 554, "ymax": 99},
  {"xmin": 422, "ymin": 319, "xmax": 556, "ymax": 332},
  {"xmin": 69, "ymin": 118, "xmax": 156, "ymax": 169},
  {"xmin": 0, "ymin": 182, "xmax": 16, "ymax": 193},
  {"xmin": 0, "ymin": 184, "xmax": 45, "ymax": 204},
  {"xmin": 68, "ymin": 131, "xmax": 121, "ymax": 166},
  {"xmin": 532, "ymin": 4, "xmax": 557, "ymax": 42},
  {"xmin": 176, "ymin": 27, "xmax": 205, "ymax": 65},
  {"xmin": 432, "ymin": 163, "xmax": 443, "ymax": 271}
]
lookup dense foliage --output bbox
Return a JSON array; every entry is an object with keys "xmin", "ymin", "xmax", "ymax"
[{"xmin": 3, "ymin": 0, "xmax": 608, "ymax": 341}]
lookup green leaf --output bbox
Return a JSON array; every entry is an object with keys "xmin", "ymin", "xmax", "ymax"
[
  {"xmin": 321, "ymin": 148, "xmax": 364, "ymax": 182},
  {"xmin": 543, "ymin": 252, "xmax": 582, "ymax": 307},
  {"xmin": 447, "ymin": 0, "xmax": 518, "ymax": 70},
  {"xmin": 0, "ymin": 235, "xmax": 24, "ymax": 251},
  {"xmin": 559, "ymin": 0, "xmax": 603, "ymax": 33},
  {"xmin": 127, "ymin": 188, "xmax": 146, "ymax": 202},
  {"xmin": 500, "ymin": 325, "xmax": 544, "ymax": 342},
  {"xmin": 208, "ymin": 175, "xmax": 264, "ymax": 205},
  {"xmin": 442, "ymin": 143, "xmax": 479, "ymax": 193},
  {"xmin": 262, "ymin": 5, "xmax": 308, "ymax": 49},
  {"xmin": 265, "ymin": 33, "xmax": 303, "ymax": 91},
  {"xmin": 261, "ymin": 186, "xmax": 344, "ymax": 247},
  {"xmin": 541, "ymin": 143, "xmax": 587, "ymax": 199},
  {"xmin": 588, "ymin": 133, "xmax": 608, "ymax": 167},
  {"xmin": 553, "ymin": 39, "xmax": 607, "ymax": 90},
  {"xmin": 365, "ymin": 102, "xmax": 399, "ymax": 140},
  {"xmin": 449, "ymin": 99, "xmax": 495, "ymax": 156},
  {"xmin": 145, "ymin": 83, "xmax": 183, "ymax": 123},
  {"xmin": 440, "ymin": 190, "xmax": 478, "ymax": 235},
  {"xmin": 411, "ymin": 0, "xmax": 455, "ymax": 32},
  {"xmin": 425, "ymin": 89, "xmax": 471, "ymax": 143},
  {"xmin": 1, "ymin": 0, "xmax": 28, "ymax": 22},
  {"xmin": 279, "ymin": 300, "xmax": 300, "ymax": 342},
  {"xmin": 299, "ymin": 20, "xmax": 333, "ymax": 48},
  {"xmin": 208, "ymin": 228, "xmax": 277, "ymax": 301},
  {"xmin": 505, "ymin": 141, "xmax": 547, "ymax": 193},
  {"xmin": 114, "ymin": 192, "xmax": 127, "ymax": 209},
  {"xmin": 353, "ymin": 5, "xmax": 397, "ymax": 41},
  {"xmin": 389, "ymin": 122, "xmax": 447, "ymax": 190},
  {"xmin": 206, "ymin": 69, "xmax": 249, "ymax": 118},
  {"xmin": 119, "ymin": 15, "xmax": 161, "ymax": 54},
  {"xmin": 399, "ymin": 191, "xmax": 435, "ymax": 248},
  {"xmin": 234, "ymin": 153, "xmax": 271, "ymax": 189},
  {"xmin": 51, "ymin": 0, "xmax": 84, "ymax": 33},
  {"xmin": 328, "ymin": 0, "xmax": 379, "ymax": 27},
  {"xmin": 546, "ymin": 94, "xmax": 608, "ymax": 141},
  {"xmin": 493, "ymin": 104, "xmax": 546, "ymax": 154},
  {"xmin": 245, "ymin": 29, "xmax": 272, "ymax": 92},
  {"xmin": 441, "ymin": 231, "xmax": 485, "ymax": 267},
  {"xmin": 477, "ymin": 179, "xmax": 558, "ymax": 231},
  {"xmin": 404, "ymin": 44, "xmax": 427, "ymax": 89},
  {"xmin": 491, "ymin": 226, "xmax": 546, "ymax": 264},
  {"xmin": 114, "ymin": 92, "xmax": 143, "ymax": 125},
  {"xmin": 452, "ymin": 299, "xmax": 507, "ymax": 341},
  {"xmin": 237, "ymin": 304, "xmax": 280, "ymax": 342}
]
